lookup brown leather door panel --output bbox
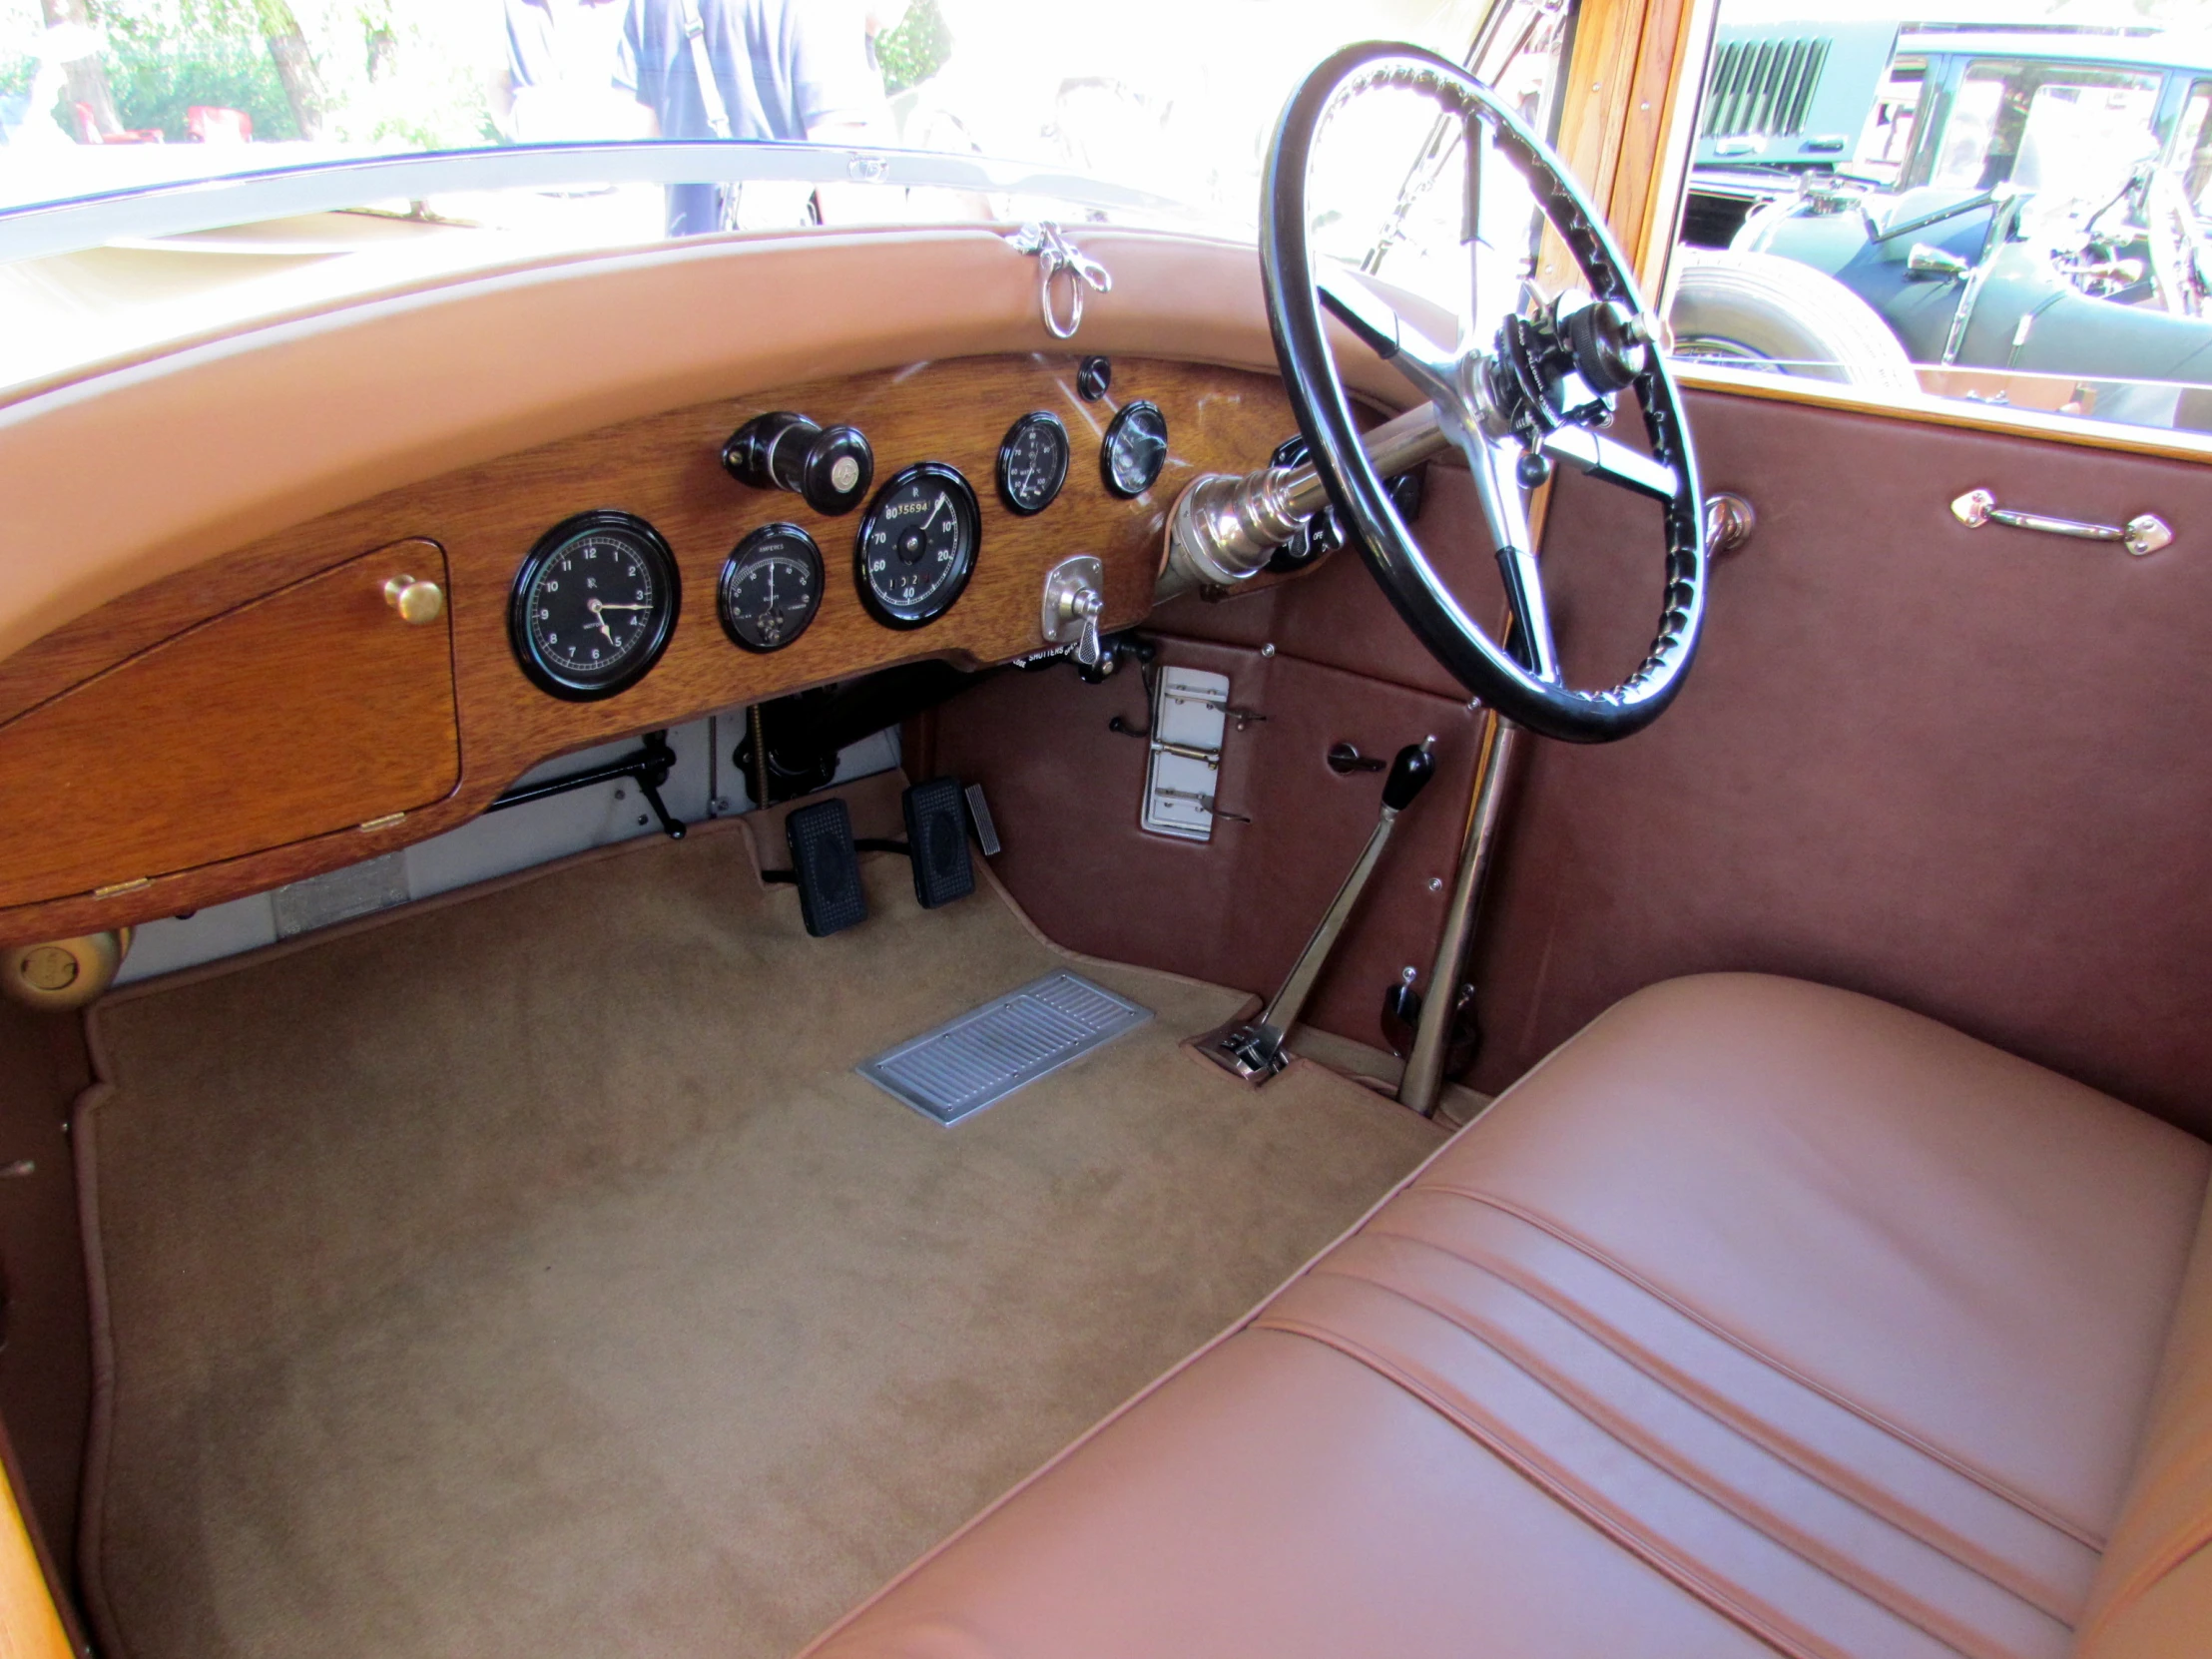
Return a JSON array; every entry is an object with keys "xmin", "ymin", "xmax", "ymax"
[
  {"xmin": 0, "ymin": 542, "xmax": 460, "ymax": 908},
  {"xmin": 930, "ymin": 642, "xmax": 1482, "ymax": 1051},
  {"xmin": 1473, "ymin": 387, "xmax": 2212, "ymax": 1134}
]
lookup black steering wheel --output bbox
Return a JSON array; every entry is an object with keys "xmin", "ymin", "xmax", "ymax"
[{"xmin": 1264, "ymin": 41, "xmax": 1707, "ymax": 744}]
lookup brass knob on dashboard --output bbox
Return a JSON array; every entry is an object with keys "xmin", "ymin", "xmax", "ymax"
[
  {"xmin": 3, "ymin": 927, "xmax": 133, "ymax": 1013},
  {"xmin": 383, "ymin": 575, "xmax": 445, "ymax": 625}
]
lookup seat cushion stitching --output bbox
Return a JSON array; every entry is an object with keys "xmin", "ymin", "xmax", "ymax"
[
  {"xmin": 1298, "ymin": 1255, "xmax": 2066, "ymax": 1655},
  {"xmin": 1354, "ymin": 1210, "xmax": 2088, "ymax": 1621},
  {"xmin": 1255, "ymin": 1310, "xmax": 1884, "ymax": 1659},
  {"xmin": 1411, "ymin": 1180, "xmax": 2103, "ymax": 1550}
]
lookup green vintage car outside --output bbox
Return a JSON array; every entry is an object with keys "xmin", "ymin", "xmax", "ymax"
[{"xmin": 1675, "ymin": 13, "xmax": 2212, "ymax": 428}]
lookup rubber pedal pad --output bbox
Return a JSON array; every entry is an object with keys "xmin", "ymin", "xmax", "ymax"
[
  {"xmin": 902, "ymin": 777, "xmax": 975, "ymax": 909},
  {"xmin": 785, "ymin": 799, "xmax": 867, "ymax": 937}
]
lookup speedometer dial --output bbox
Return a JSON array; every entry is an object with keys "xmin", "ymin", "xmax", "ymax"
[
  {"xmin": 854, "ymin": 462, "xmax": 980, "ymax": 629},
  {"xmin": 719, "ymin": 523, "xmax": 823, "ymax": 652},
  {"xmin": 508, "ymin": 510, "xmax": 681, "ymax": 700}
]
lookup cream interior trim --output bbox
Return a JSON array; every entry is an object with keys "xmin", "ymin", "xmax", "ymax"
[
  {"xmin": 1675, "ymin": 360, "xmax": 2212, "ymax": 464},
  {"xmin": 0, "ymin": 226, "xmax": 1410, "ymax": 668}
]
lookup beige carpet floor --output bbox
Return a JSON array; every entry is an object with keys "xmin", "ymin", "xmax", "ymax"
[{"xmin": 77, "ymin": 824, "xmax": 1448, "ymax": 1659}]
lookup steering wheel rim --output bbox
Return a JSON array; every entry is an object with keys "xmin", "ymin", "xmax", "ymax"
[{"xmin": 1263, "ymin": 41, "xmax": 1708, "ymax": 745}]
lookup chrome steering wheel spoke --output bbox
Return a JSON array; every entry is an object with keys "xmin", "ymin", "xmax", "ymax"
[
  {"xmin": 1539, "ymin": 425, "xmax": 1680, "ymax": 503},
  {"xmin": 1314, "ymin": 266, "xmax": 1465, "ymax": 414},
  {"xmin": 1469, "ymin": 435, "xmax": 1562, "ymax": 682}
]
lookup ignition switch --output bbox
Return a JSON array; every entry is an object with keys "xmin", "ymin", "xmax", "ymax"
[{"xmin": 722, "ymin": 411, "xmax": 875, "ymax": 516}]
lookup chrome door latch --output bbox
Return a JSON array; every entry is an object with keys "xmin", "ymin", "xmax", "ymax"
[
  {"xmin": 1950, "ymin": 489, "xmax": 2175, "ymax": 557},
  {"xmin": 1005, "ymin": 222, "xmax": 1112, "ymax": 339}
]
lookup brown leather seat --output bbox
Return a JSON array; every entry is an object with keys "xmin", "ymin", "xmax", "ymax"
[{"xmin": 803, "ymin": 975, "xmax": 2212, "ymax": 1659}]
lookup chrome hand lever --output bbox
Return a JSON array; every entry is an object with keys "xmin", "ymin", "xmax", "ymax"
[
  {"xmin": 1041, "ymin": 555, "xmax": 1106, "ymax": 668},
  {"xmin": 1198, "ymin": 739, "xmax": 1436, "ymax": 1085}
]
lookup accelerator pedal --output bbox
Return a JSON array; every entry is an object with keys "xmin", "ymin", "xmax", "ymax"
[
  {"xmin": 785, "ymin": 799, "xmax": 867, "ymax": 937},
  {"xmin": 902, "ymin": 777, "xmax": 976, "ymax": 909},
  {"xmin": 858, "ymin": 971, "xmax": 1152, "ymax": 1126}
]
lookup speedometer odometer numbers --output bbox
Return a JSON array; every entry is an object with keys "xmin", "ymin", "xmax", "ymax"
[
  {"xmin": 509, "ymin": 510, "xmax": 681, "ymax": 701},
  {"xmin": 719, "ymin": 523, "xmax": 823, "ymax": 652},
  {"xmin": 855, "ymin": 462, "xmax": 980, "ymax": 629}
]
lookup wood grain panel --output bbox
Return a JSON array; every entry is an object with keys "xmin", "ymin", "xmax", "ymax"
[
  {"xmin": 0, "ymin": 355, "xmax": 1299, "ymax": 944},
  {"xmin": 0, "ymin": 542, "xmax": 460, "ymax": 909}
]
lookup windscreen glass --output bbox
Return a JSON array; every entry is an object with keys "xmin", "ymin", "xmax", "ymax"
[{"xmin": 0, "ymin": 0, "xmax": 1529, "ymax": 389}]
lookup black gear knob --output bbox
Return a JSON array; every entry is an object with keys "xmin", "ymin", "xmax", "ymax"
[
  {"xmin": 1382, "ymin": 739, "xmax": 1436, "ymax": 813},
  {"xmin": 722, "ymin": 411, "xmax": 874, "ymax": 516},
  {"xmin": 1561, "ymin": 298, "xmax": 1648, "ymax": 395}
]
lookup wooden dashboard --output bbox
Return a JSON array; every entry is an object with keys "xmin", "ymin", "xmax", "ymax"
[{"xmin": 0, "ymin": 352, "xmax": 1300, "ymax": 947}]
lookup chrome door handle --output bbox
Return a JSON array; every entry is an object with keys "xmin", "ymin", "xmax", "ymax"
[{"xmin": 1949, "ymin": 489, "xmax": 2175, "ymax": 557}]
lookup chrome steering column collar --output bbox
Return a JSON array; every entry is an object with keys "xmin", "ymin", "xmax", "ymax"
[{"xmin": 1160, "ymin": 401, "xmax": 1458, "ymax": 598}]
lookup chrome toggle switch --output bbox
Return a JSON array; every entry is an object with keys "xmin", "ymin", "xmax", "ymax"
[{"xmin": 1041, "ymin": 555, "xmax": 1105, "ymax": 668}]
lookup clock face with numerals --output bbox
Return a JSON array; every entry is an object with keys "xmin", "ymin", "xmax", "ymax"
[
  {"xmin": 509, "ymin": 511, "xmax": 681, "ymax": 700},
  {"xmin": 853, "ymin": 462, "xmax": 980, "ymax": 629}
]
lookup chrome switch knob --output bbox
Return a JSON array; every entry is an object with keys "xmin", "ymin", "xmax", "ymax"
[{"xmin": 1041, "ymin": 555, "xmax": 1106, "ymax": 668}]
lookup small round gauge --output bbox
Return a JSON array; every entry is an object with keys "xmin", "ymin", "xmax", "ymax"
[
  {"xmin": 854, "ymin": 462, "xmax": 981, "ymax": 629},
  {"xmin": 1101, "ymin": 399, "xmax": 1169, "ymax": 498},
  {"xmin": 995, "ymin": 410, "xmax": 1070, "ymax": 516},
  {"xmin": 719, "ymin": 523, "xmax": 824, "ymax": 652},
  {"xmin": 509, "ymin": 510, "xmax": 681, "ymax": 701}
]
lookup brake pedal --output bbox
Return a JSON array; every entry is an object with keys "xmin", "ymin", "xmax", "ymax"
[
  {"xmin": 785, "ymin": 799, "xmax": 867, "ymax": 937},
  {"xmin": 902, "ymin": 778, "xmax": 975, "ymax": 909}
]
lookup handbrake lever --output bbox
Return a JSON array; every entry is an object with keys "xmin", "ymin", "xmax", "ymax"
[{"xmin": 1197, "ymin": 738, "xmax": 1434, "ymax": 1084}]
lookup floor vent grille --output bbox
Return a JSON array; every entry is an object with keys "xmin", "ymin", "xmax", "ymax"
[{"xmin": 858, "ymin": 971, "xmax": 1151, "ymax": 1126}]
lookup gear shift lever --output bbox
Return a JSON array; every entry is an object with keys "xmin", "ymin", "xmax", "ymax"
[{"xmin": 1197, "ymin": 738, "xmax": 1435, "ymax": 1084}]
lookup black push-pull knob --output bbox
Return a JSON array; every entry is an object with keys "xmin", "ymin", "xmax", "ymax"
[
  {"xmin": 722, "ymin": 411, "xmax": 874, "ymax": 516},
  {"xmin": 1382, "ymin": 739, "xmax": 1436, "ymax": 813}
]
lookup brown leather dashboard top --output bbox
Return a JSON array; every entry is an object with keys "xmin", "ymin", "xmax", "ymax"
[{"xmin": 0, "ymin": 351, "xmax": 1301, "ymax": 945}]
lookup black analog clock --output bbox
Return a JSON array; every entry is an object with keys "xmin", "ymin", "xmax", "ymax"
[
  {"xmin": 995, "ymin": 410, "xmax": 1070, "ymax": 515},
  {"xmin": 508, "ymin": 510, "xmax": 681, "ymax": 701},
  {"xmin": 854, "ymin": 462, "xmax": 980, "ymax": 629},
  {"xmin": 1100, "ymin": 399, "xmax": 1169, "ymax": 498},
  {"xmin": 719, "ymin": 523, "xmax": 824, "ymax": 652}
]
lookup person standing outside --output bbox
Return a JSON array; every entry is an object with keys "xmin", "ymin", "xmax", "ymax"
[
  {"xmin": 616, "ymin": 0, "xmax": 890, "ymax": 235},
  {"xmin": 502, "ymin": 0, "xmax": 652, "ymax": 142}
]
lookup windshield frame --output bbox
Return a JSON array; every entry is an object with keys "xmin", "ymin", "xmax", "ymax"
[{"xmin": 0, "ymin": 139, "xmax": 1200, "ymax": 266}]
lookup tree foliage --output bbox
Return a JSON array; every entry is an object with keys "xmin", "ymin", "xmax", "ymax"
[
  {"xmin": 3, "ymin": 0, "xmax": 495, "ymax": 144},
  {"xmin": 876, "ymin": 0, "xmax": 950, "ymax": 99}
]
